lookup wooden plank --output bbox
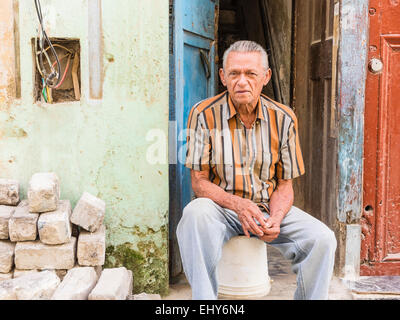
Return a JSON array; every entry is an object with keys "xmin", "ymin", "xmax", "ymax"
[{"xmin": 71, "ymin": 54, "xmax": 80, "ymax": 100}]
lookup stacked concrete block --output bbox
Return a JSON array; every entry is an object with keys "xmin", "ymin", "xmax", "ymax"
[
  {"xmin": 28, "ymin": 173, "xmax": 60, "ymax": 213},
  {"xmin": 12, "ymin": 270, "xmax": 61, "ymax": 300},
  {"xmin": 0, "ymin": 180, "xmax": 19, "ymax": 285},
  {"xmin": 8, "ymin": 200, "xmax": 39, "ymax": 242},
  {"xmin": 0, "ymin": 270, "xmax": 60, "ymax": 300},
  {"xmin": 0, "ymin": 174, "xmax": 136, "ymax": 300},
  {"xmin": 71, "ymin": 192, "xmax": 107, "ymax": 270},
  {"xmin": 38, "ymin": 200, "xmax": 72, "ymax": 244},
  {"xmin": 0, "ymin": 280, "xmax": 16, "ymax": 299},
  {"xmin": 0, "ymin": 179, "xmax": 19, "ymax": 206},
  {"xmin": 0, "ymin": 241, "xmax": 15, "ymax": 273},
  {"xmin": 71, "ymin": 192, "xmax": 105, "ymax": 232},
  {"xmin": 132, "ymin": 292, "xmax": 162, "ymax": 300},
  {"xmin": 13, "ymin": 269, "xmax": 39, "ymax": 279},
  {"xmin": 0, "ymin": 272, "xmax": 13, "ymax": 282},
  {"xmin": 15, "ymin": 237, "xmax": 77, "ymax": 270},
  {"xmin": 51, "ymin": 267, "xmax": 99, "ymax": 300},
  {"xmin": 0, "ymin": 205, "xmax": 15, "ymax": 239},
  {"xmin": 77, "ymin": 225, "xmax": 106, "ymax": 266},
  {"xmin": 88, "ymin": 267, "xmax": 133, "ymax": 300}
]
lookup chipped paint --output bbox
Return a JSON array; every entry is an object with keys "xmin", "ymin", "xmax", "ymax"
[
  {"xmin": 336, "ymin": 0, "xmax": 369, "ymax": 279},
  {"xmin": 337, "ymin": 0, "xmax": 369, "ymax": 223},
  {"xmin": 0, "ymin": 0, "xmax": 16, "ymax": 109}
]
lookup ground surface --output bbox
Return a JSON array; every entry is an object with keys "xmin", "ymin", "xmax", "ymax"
[{"xmin": 164, "ymin": 245, "xmax": 354, "ymax": 300}]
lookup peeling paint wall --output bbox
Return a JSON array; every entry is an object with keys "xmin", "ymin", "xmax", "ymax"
[
  {"xmin": 0, "ymin": 0, "xmax": 169, "ymax": 294},
  {"xmin": 336, "ymin": 0, "xmax": 369, "ymax": 278}
]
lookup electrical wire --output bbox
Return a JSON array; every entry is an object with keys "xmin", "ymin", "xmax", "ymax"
[
  {"xmin": 53, "ymin": 54, "xmax": 71, "ymax": 89},
  {"xmin": 34, "ymin": 0, "xmax": 61, "ymax": 88},
  {"xmin": 41, "ymin": 78, "xmax": 48, "ymax": 102}
]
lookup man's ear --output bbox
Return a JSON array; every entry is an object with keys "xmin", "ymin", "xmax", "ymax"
[
  {"xmin": 219, "ymin": 68, "xmax": 226, "ymax": 87},
  {"xmin": 263, "ymin": 68, "xmax": 272, "ymax": 86}
]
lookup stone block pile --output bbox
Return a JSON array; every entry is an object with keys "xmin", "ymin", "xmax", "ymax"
[{"xmin": 0, "ymin": 173, "xmax": 133, "ymax": 300}]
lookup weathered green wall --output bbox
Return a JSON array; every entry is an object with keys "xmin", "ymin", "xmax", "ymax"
[{"xmin": 0, "ymin": 0, "xmax": 169, "ymax": 295}]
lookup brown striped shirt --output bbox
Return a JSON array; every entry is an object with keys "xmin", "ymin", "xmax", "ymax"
[{"xmin": 185, "ymin": 91, "xmax": 305, "ymax": 209}]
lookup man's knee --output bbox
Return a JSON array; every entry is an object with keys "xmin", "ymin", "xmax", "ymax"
[
  {"xmin": 319, "ymin": 229, "xmax": 337, "ymax": 251},
  {"xmin": 182, "ymin": 197, "xmax": 218, "ymax": 220},
  {"xmin": 177, "ymin": 198, "xmax": 218, "ymax": 233},
  {"xmin": 311, "ymin": 226, "xmax": 337, "ymax": 254},
  {"xmin": 299, "ymin": 220, "xmax": 337, "ymax": 255}
]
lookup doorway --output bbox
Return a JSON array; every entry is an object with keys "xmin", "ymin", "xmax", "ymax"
[
  {"xmin": 169, "ymin": 0, "xmax": 339, "ymax": 279},
  {"xmin": 217, "ymin": 0, "xmax": 337, "ymax": 228}
]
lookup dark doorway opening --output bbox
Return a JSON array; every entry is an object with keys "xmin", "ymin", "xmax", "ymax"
[{"xmin": 169, "ymin": 0, "xmax": 339, "ymax": 281}]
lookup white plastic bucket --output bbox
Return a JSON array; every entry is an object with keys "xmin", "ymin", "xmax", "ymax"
[{"xmin": 217, "ymin": 236, "xmax": 271, "ymax": 299}]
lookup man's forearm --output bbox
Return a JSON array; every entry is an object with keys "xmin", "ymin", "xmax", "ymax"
[
  {"xmin": 268, "ymin": 179, "xmax": 294, "ymax": 222},
  {"xmin": 191, "ymin": 174, "xmax": 243, "ymax": 213}
]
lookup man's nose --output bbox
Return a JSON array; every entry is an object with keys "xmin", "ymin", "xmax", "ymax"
[{"xmin": 237, "ymin": 73, "xmax": 247, "ymax": 86}]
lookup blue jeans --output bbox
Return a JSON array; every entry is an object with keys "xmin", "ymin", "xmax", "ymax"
[{"xmin": 176, "ymin": 198, "xmax": 337, "ymax": 300}]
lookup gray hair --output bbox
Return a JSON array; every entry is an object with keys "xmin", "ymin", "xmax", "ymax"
[{"xmin": 222, "ymin": 40, "xmax": 269, "ymax": 72}]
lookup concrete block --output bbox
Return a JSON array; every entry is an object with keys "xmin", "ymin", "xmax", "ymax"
[
  {"xmin": 13, "ymin": 269, "xmax": 39, "ymax": 279},
  {"xmin": 0, "ymin": 205, "xmax": 15, "ymax": 239},
  {"xmin": 28, "ymin": 172, "xmax": 60, "ymax": 213},
  {"xmin": 88, "ymin": 267, "xmax": 133, "ymax": 300},
  {"xmin": 13, "ymin": 270, "xmax": 60, "ymax": 300},
  {"xmin": 70, "ymin": 192, "xmax": 105, "ymax": 232},
  {"xmin": 132, "ymin": 292, "xmax": 162, "ymax": 300},
  {"xmin": 15, "ymin": 237, "xmax": 76, "ymax": 270},
  {"xmin": 38, "ymin": 200, "xmax": 72, "ymax": 244},
  {"xmin": 0, "ymin": 240, "xmax": 15, "ymax": 273},
  {"xmin": 0, "ymin": 272, "xmax": 13, "ymax": 282},
  {"xmin": 0, "ymin": 279, "xmax": 16, "ymax": 300},
  {"xmin": 8, "ymin": 200, "xmax": 38, "ymax": 241},
  {"xmin": 77, "ymin": 225, "xmax": 105, "ymax": 266},
  {"xmin": 52, "ymin": 267, "xmax": 99, "ymax": 300},
  {"xmin": 0, "ymin": 179, "xmax": 19, "ymax": 206}
]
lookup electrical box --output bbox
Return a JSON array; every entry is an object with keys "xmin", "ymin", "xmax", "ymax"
[{"xmin": 32, "ymin": 38, "xmax": 81, "ymax": 104}]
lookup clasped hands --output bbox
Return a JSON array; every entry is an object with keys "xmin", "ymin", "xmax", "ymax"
[{"xmin": 235, "ymin": 198, "xmax": 282, "ymax": 242}]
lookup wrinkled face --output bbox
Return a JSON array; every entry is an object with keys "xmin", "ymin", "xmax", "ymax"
[{"xmin": 219, "ymin": 51, "xmax": 271, "ymax": 107}]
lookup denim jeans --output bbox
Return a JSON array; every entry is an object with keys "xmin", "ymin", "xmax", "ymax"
[{"xmin": 176, "ymin": 197, "xmax": 337, "ymax": 300}]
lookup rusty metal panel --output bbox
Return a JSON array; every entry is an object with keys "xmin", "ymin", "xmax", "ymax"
[{"xmin": 336, "ymin": 0, "xmax": 369, "ymax": 224}]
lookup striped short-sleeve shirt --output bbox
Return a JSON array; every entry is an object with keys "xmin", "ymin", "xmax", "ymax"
[{"xmin": 185, "ymin": 91, "xmax": 305, "ymax": 209}]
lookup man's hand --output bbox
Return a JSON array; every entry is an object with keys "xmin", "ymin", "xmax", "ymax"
[
  {"xmin": 258, "ymin": 214, "xmax": 283, "ymax": 242},
  {"xmin": 234, "ymin": 198, "xmax": 268, "ymax": 238},
  {"xmin": 258, "ymin": 179, "xmax": 294, "ymax": 242}
]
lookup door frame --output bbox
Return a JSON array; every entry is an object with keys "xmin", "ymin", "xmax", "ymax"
[
  {"xmin": 169, "ymin": 0, "xmax": 218, "ymax": 278},
  {"xmin": 335, "ymin": 0, "xmax": 369, "ymax": 279},
  {"xmin": 168, "ymin": 0, "xmax": 370, "ymax": 280}
]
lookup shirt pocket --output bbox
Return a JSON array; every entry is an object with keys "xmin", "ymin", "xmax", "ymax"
[{"xmin": 254, "ymin": 151, "xmax": 272, "ymax": 181}]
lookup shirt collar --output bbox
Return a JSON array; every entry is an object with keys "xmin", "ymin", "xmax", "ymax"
[{"xmin": 226, "ymin": 91, "xmax": 266, "ymax": 121}]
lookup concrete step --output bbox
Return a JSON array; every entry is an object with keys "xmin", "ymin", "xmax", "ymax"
[{"xmin": 344, "ymin": 276, "xmax": 400, "ymax": 300}]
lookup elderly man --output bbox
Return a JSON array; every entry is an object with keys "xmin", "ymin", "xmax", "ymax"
[{"xmin": 176, "ymin": 40, "xmax": 337, "ymax": 300}]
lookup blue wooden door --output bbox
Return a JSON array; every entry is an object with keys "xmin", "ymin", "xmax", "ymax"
[{"xmin": 169, "ymin": 0, "xmax": 218, "ymax": 276}]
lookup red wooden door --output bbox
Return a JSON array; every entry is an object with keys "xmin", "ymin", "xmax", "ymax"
[{"xmin": 361, "ymin": 0, "xmax": 400, "ymax": 275}]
